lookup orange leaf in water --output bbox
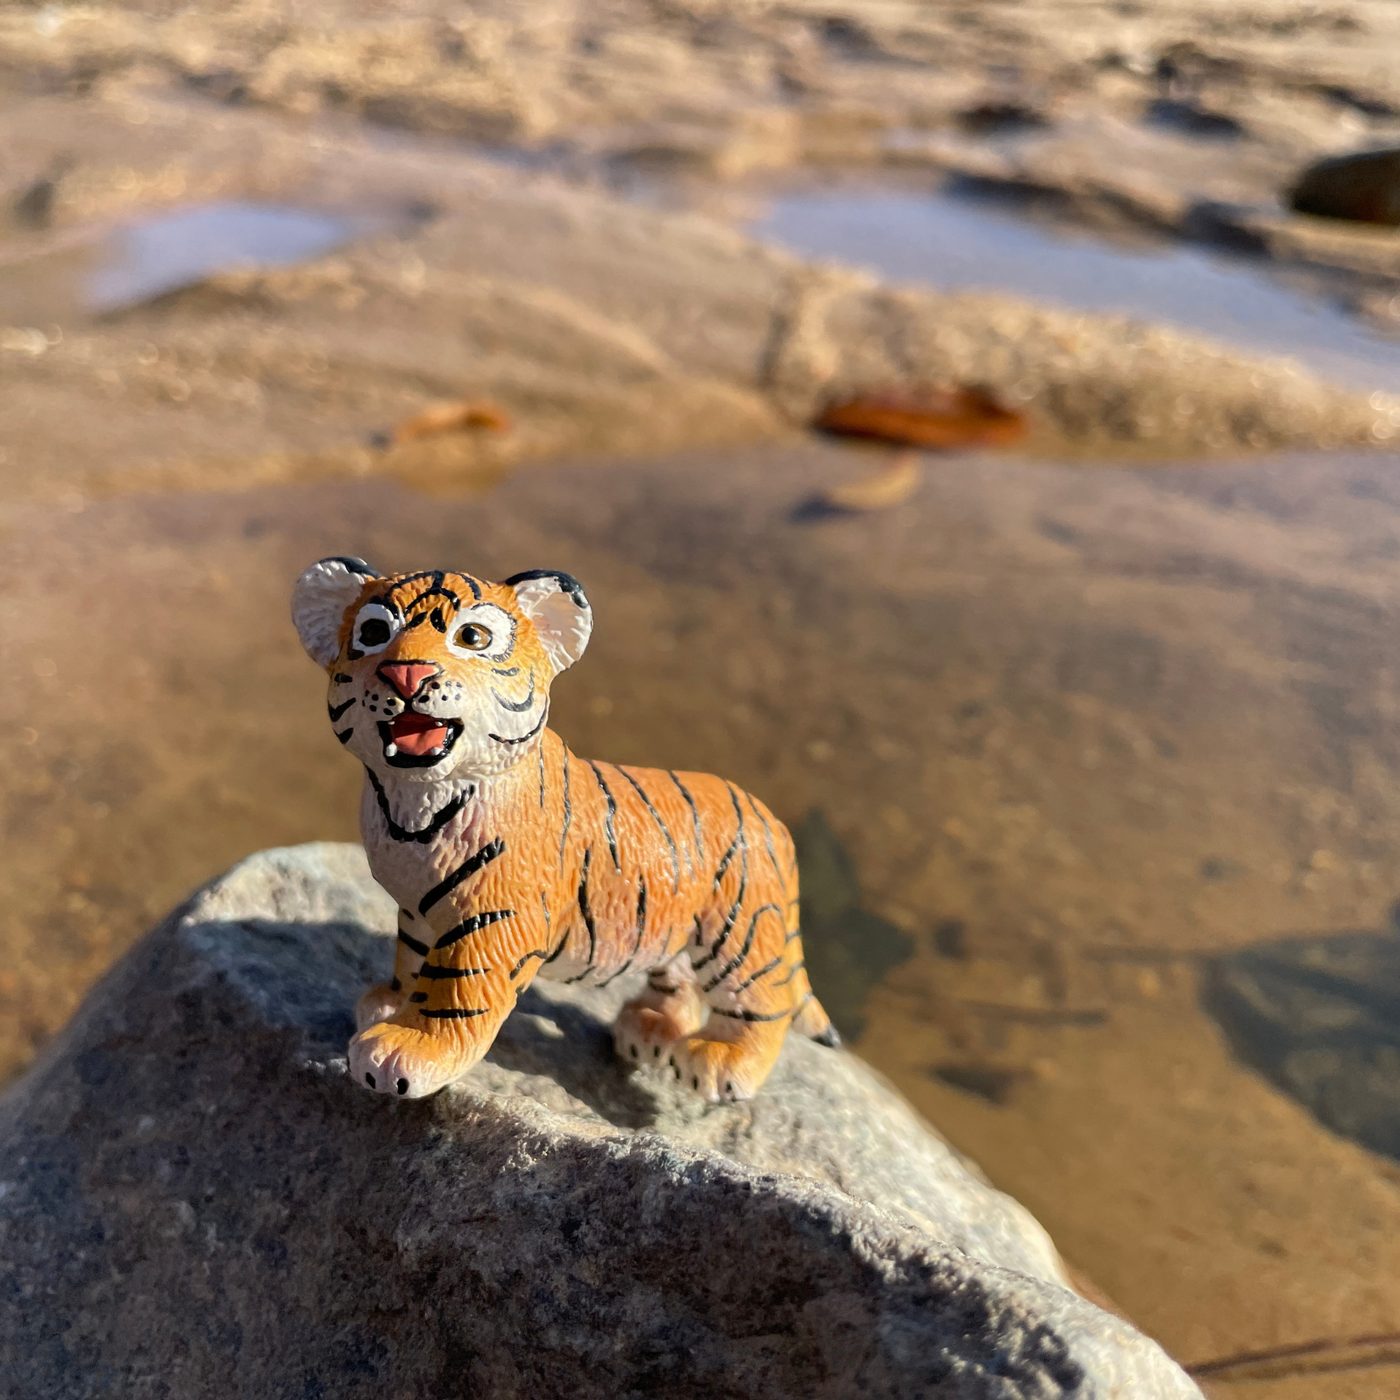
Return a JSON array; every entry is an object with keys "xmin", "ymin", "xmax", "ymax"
[
  {"xmin": 390, "ymin": 400, "xmax": 512, "ymax": 446},
  {"xmin": 814, "ymin": 385, "xmax": 1026, "ymax": 450}
]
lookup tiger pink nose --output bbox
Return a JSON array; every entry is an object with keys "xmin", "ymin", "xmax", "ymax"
[{"xmin": 376, "ymin": 661, "xmax": 441, "ymax": 700}]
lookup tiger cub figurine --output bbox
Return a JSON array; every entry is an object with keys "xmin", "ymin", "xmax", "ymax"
[{"xmin": 292, "ymin": 557, "xmax": 838, "ymax": 1102}]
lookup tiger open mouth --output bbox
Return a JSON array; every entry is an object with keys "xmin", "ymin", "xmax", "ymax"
[{"xmin": 377, "ymin": 713, "xmax": 464, "ymax": 768}]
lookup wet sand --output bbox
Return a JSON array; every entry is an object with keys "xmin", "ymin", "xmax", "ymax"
[
  {"xmin": 5, "ymin": 442, "xmax": 1400, "ymax": 1392},
  {"xmin": 2, "ymin": 60, "xmax": 1396, "ymax": 512}
]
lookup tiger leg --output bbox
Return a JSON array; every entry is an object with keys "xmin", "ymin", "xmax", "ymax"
[
  {"xmin": 612, "ymin": 952, "xmax": 707, "ymax": 1069},
  {"xmin": 348, "ymin": 903, "xmax": 545, "ymax": 1099},
  {"xmin": 354, "ymin": 912, "xmax": 425, "ymax": 1032},
  {"xmin": 350, "ymin": 965, "xmax": 517, "ymax": 1099},
  {"xmin": 672, "ymin": 903, "xmax": 804, "ymax": 1103},
  {"xmin": 349, "ymin": 1000, "xmax": 511, "ymax": 1100}
]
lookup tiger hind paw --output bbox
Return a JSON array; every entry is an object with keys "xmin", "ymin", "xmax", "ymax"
[
  {"xmin": 661, "ymin": 1033, "xmax": 775, "ymax": 1104},
  {"xmin": 613, "ymin": 973, "xmax": 707, "ymax": 1071}
]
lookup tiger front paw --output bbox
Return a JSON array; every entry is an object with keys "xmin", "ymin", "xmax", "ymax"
[{"xmin": 348, "ymin": 1020, "xmax": 467, "ymax": 1100}]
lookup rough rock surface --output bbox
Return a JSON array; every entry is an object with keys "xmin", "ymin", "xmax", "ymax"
[{"xmin": 0, "ymin": 842, "xmax": 1199, "ymax": 1399}]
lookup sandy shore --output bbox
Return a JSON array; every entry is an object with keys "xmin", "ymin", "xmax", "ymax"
[
  {"xmin": 0, "ymin": 84, "xmax": 1395, "ymax": 512},
  {"xmin": 4, "ymin": 0, "xmax": 1400, "ymax": 505}
]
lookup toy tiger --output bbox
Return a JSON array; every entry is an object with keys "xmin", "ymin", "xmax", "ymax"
[{"xmin": 292, "ymin": 557, "xmax": 839, "ymax": 1102}]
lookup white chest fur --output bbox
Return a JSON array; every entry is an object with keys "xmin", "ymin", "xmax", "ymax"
[{"xmin": 358, "ymin": 773, "xmax": 493, "ymax": 929}]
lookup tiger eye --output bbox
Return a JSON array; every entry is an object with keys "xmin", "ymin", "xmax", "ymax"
[
  {"xmin": 358, "ymin": 618, "xmax": 391, "ymax": 647},
  {"xmin": 455, "ymin": 622, "xmax": 491, "ymax": 651}
]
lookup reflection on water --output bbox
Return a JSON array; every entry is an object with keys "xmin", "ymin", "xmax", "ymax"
[
  {"xmin": 1206, "ymin": 925, "xmax": 1400, "ymax": 1160},
  {"xmin": 86, "ymin": 203, "xmax": 356, "ymax": 312},
  {"xmin": 752, "ymin": 187, "xmax": 1400, "ymax": 392}
]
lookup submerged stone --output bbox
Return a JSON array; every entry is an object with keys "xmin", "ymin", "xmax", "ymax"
[
  {"xmin": 794, "ymin": 809, "xmax": 914, "ymax": 1041},
  {"xmin": 1205, "ymin": 929, "xmax": 1400, "ymax": 1159}
]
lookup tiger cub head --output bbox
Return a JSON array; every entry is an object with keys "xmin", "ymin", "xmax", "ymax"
[{"xmin": 292, "ymin": 558, "xmax": 590, "ymax": 784}]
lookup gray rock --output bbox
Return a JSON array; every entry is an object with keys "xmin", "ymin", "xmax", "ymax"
[{"xmin": 0, "ymin": 843, "xmax": 1199, "ymax": 1399}]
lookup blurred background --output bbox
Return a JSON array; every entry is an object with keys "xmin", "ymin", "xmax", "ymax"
[{"xmin": 4, "ymin": 1, "xmax": 1400, "ymax": 1392}]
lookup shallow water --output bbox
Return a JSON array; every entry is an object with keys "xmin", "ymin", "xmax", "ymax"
[
  {"xmin": 753, "ymin": 187, "xmax": 1400, "ymax": 392},
  {"xmin": 5, "ymin": 440, "xmax": 1400, "ymax": 1369},
  {"xmin": 87, "ymin": 203, "xmax": 357, "ymax": 312},
  {"xmin": 0, "ymin": 201, "xmax": 364, "ymax": 324}
]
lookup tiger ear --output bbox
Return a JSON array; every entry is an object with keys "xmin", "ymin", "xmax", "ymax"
[
  {"xmin": 505, "ymin": 570, "xmax": 592, "ymax": 675},
  {"xmin": 292, "ymin": 557, "xmax": 380, "ymax": 668}
]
